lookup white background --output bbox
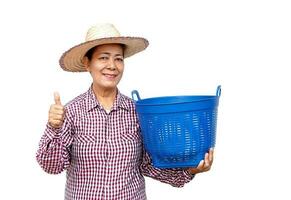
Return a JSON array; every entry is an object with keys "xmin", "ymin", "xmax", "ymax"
[{"xmin": 0, "ymin": 0, "xmax": 290, "ymax": 199}]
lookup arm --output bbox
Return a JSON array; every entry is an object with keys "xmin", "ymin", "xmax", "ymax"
[
  {"xmin": 140, "ymin": 148, "xmax": 215, "ymax": 187},
  {"xmin": 36, "ymin": 119, "xmax": 73, "ymax": 174},
  {"xmin": 139, "ymin": 148, "xmax": 194, "ymax": 188},
  {"xmin": 36, "ymin": 92, "xmax": 73, "ymax": 174}
]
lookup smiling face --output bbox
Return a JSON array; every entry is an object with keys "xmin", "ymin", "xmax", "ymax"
[{"xmin": 83, "ymin": 44, "xmax": 125, "ymax": 92}]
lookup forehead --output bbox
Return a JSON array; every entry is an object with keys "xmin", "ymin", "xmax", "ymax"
[{"xmin": 94, "ymin": 44, "xmax": 124, "ymax": 55}]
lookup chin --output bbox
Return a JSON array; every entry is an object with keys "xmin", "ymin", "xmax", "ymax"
[
  {"xmin": 103, "ymin": 83, "xmax": 118, "ymax": 90},
  {"xmin": 97, "ymin": 79, "xmax": 120, "ymax": 90}
]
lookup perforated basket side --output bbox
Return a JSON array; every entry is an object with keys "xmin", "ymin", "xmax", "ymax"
[{"xmin": 138, "ymin": 107, "xmax": 218, "ymax": 168}]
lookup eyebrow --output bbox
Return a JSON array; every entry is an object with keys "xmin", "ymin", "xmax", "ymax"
[{"xmin": 99, "ymin": 52, "xmax": 123, "ymax": 57}]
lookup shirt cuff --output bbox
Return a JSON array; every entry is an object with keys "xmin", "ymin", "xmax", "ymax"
[
  {"xmin": 183, "ymin": 169, "xmax": 195, "ymax": 180},
  {"xmin": 45, "ymin": 123, "xmax": 62, "ymax": 140}
]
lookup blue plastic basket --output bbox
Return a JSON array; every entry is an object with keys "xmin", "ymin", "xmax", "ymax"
[{"xmin": 132, "ymin": 86, "xmax": 221, "ymax": 169}]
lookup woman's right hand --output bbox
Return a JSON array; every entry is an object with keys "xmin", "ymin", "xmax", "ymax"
[{"xmin": 48, "ymin": 92, "xmax": 65, "ymax": 129}]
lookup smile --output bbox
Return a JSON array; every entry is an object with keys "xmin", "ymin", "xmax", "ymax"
[{"xmin": 103, "ymin": 73, "xmax": 118, "ymax": 79}]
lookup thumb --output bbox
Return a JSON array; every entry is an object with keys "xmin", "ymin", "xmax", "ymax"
[{"xmin": 54, "ymin": 92, "xmax": 62, "ymax": 105}]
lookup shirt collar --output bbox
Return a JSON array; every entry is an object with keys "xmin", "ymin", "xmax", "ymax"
[{"xmin": 85, "ymin": 85, "xmax": 130, "ymax": 112}]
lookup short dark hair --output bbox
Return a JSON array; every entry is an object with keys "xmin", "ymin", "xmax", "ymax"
[
  {"xmin": 84, "ymin": 44, "xmax": 126, "ymax": 61},
  {"xmin": 84, "ymin": 47, "xmax": 97, "ymax": 61}
]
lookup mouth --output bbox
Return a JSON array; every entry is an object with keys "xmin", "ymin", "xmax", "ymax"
[{"xmin": 103, "ymin": 73, "xmax": 118, "ymax": 79}]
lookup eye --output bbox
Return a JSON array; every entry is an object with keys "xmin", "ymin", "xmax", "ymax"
[
  {"xmin": 116, "ymin": 57, "xmax": 124, "ymax": 62},
  {"xmin": 99, "ymin": 56, "xmax": 109, "ymax": 60}
]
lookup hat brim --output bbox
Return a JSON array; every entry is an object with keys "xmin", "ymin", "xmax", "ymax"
[{"xmin": 59, "ymin": 37, "xmax": 149, "ymax": 72}]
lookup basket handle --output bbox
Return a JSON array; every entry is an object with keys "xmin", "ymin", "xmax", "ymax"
[
  {"xmin": 216, "ymin": 85, "xmax": 222, "ymax": 97},
  {"xmin": 131, "ymin": 90, "xmax": 141, "ymax": 101}
]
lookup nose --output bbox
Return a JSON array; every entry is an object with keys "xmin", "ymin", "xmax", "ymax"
[{"xmin": 107, "ymin": 58, "xmax": 116, "ymax": 70}]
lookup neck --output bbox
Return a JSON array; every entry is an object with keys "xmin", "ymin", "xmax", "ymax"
[{"xmin": 92, "ymin": 84, "xmax": 117, "ymax": 110}]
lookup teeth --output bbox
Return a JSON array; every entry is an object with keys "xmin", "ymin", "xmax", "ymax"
[{"xmin": 104, "ymin": 74, "xmax": 116, "ymax": 77}]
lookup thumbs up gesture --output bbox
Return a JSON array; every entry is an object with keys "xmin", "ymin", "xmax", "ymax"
[{"xmin": 48, "ymin": 92, "xmax": 65, "ymax": 129}]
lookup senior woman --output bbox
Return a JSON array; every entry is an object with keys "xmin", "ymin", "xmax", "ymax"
[{"xmin": 36, "ymin": 23, "xmax": 214, "ymax": 200}]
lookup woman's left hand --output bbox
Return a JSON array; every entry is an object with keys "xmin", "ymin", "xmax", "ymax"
[{"xmin": 187, "ymin": 148, "xmax": 214, "ymax": 175}]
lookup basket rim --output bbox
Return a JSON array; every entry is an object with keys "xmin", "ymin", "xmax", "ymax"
[{"xmin": 134, "ymin": 95, "xmax": 218, "ymax": 106}]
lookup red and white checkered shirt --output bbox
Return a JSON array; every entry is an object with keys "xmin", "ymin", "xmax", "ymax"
[{"xmin": 36, "ymin": 86, "xmax": 193, "ymax": 200}]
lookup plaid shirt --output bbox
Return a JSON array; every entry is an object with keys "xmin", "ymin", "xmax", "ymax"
[{"xmin": 36, "ymin": 86, "xmax": 193, "ymax": 200}]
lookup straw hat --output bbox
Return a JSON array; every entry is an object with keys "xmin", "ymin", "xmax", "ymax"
[{"xmin": 59, "ymin": 23, "xmax": 149, "ymax": 72}]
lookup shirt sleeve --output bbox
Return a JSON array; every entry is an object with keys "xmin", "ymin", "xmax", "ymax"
[
  {"xmin": 36, "ymin": 110, "xmax": 73, "ymax": 174},
  {"xmin": 139, "ymin": 147, "xmax": 194, "ymax": 188}
]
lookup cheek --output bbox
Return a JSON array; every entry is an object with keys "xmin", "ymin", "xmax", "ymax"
[
  {"xmin": 89, "ymin": 62, "xmax": 103, "ymax": 74},
  {"xmin": 89, "ymin": 60, "xmax": 104, "ymax": 70},
  {"xmin": 119, "ymin": 67, "xmax": 124, "ymax": 75},
  {"xmin": 88, "ymin": 68, "xmax": 102, "ymax": 81},
  {"xmin": 118, "ymin": 68, "xmax": 124, "ymax": 79},
  {"xmin": 118, "ymin": 64, "xmax": 125, "ymax": 73}
]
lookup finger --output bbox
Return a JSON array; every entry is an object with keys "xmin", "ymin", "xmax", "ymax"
[
  {"xmin": 188, "ymin": 161, "xmax": 203, "ymax": 174},
  {"xmin": 52, "ymin": 104, "xmax": 65, "ymax": 110},
  {"xmin": 54, "ymin": 92, "xmax": 62, "ymax": 105},
  {"xmin": 187, "ymin": 168, "xmax": 198, "ymax": 175},
  {"xmin": 197, "ymin": 160, "xmax": 205, "ymax": 170},
  {"xmin": 49, "ymin": 119, "xmax": 63, "ymax": 124},
  {"xmin": 209, "ymin": 148, "xmax": 214, "ymax": 163},
  {"xmin": 204, "ymin": 153, "xmax": 210, "ymax": 167},
  {"xmin": 50, "ymin": 108, "xmax": 65, "ymax": 116},
  {"xmin": 50, "ymin": 114, "xmax": 64, "ymax": 121},
  {"xmin": 203, "ymin": 166, "xmax": 211, "ymax": 172},
  {"xmin": 49, "ymin": 119, "xmax": 63, "ymax": 128}
]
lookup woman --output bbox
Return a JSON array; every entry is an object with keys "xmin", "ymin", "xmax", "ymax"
[{"xmin": 36, "ymin": 23, "xmax": 214, "ymax": 200}]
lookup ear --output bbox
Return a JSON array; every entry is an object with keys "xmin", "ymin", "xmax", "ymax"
[{"xmin": 82, "ymin": 56, "xmax": 90, "ymax": 72}]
